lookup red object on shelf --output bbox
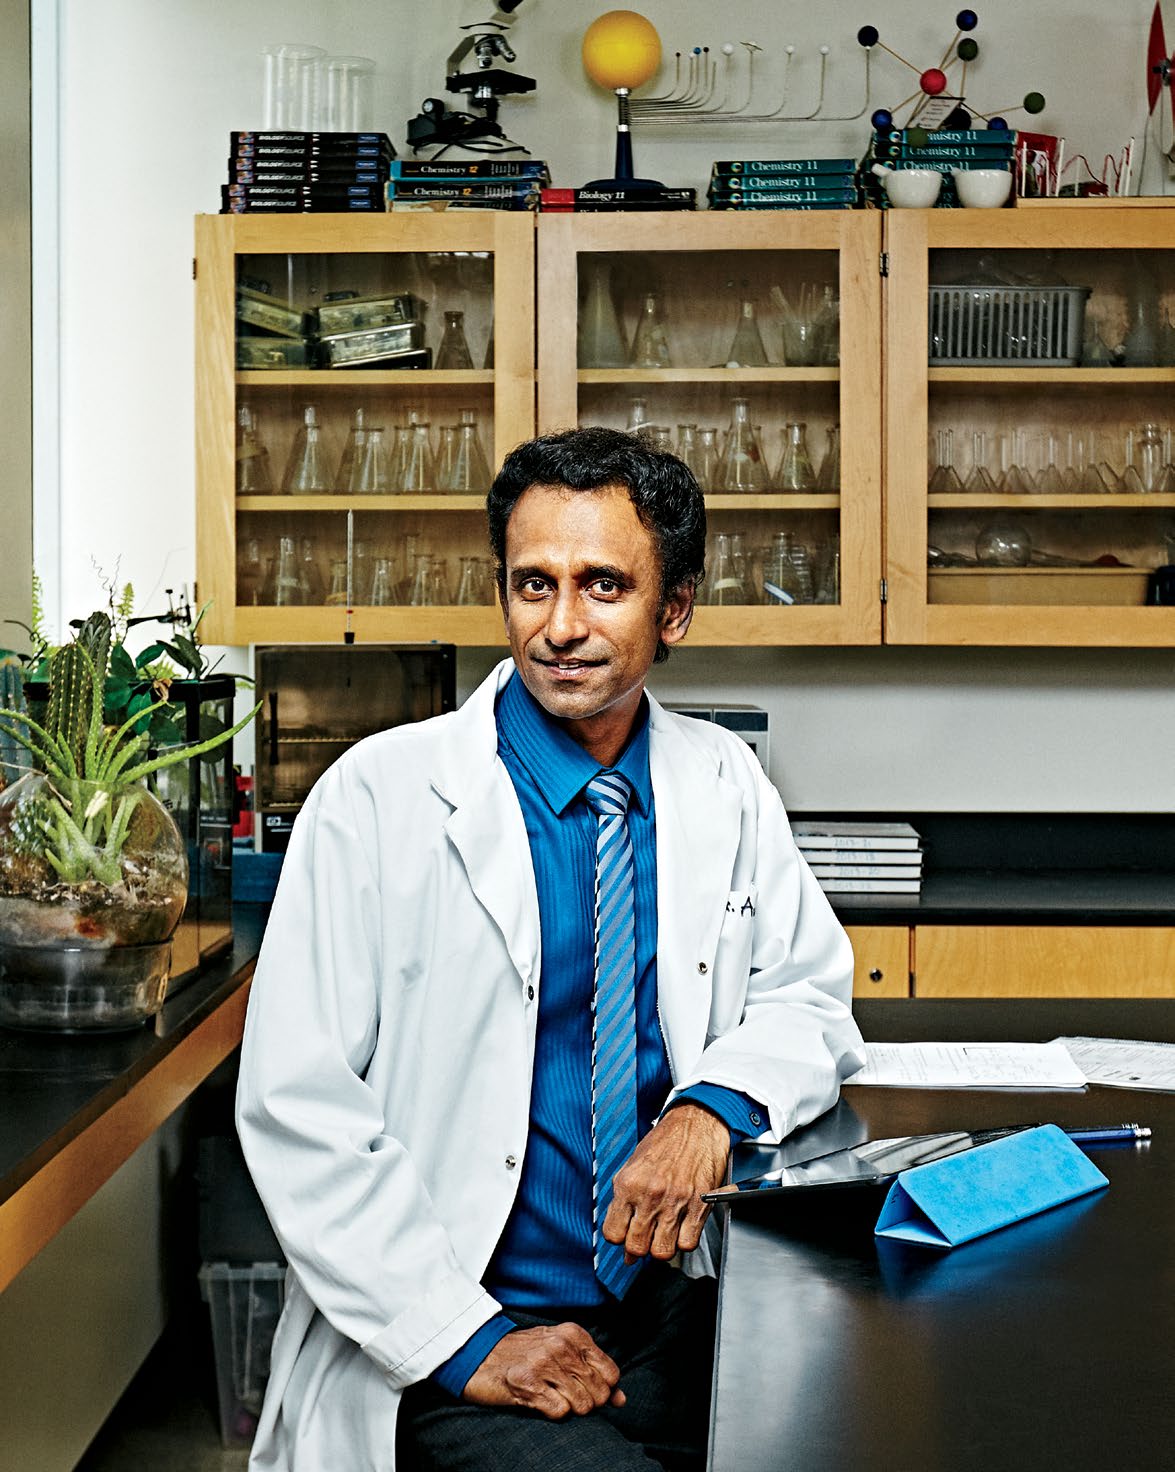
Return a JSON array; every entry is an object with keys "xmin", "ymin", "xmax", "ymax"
[{"xmin": 232, "ymin": 773, "xmax": 254, "ymax": 839}]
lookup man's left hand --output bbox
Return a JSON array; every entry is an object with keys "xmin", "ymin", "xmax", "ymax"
[{"xmin": 602, "ymin": 1103, "xmax": 730, "ymax": 1263}]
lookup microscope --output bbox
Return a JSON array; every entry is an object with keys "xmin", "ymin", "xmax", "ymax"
[{"xmin": 407, "ymin": 0, "xmax": 536, "ymax": 155}]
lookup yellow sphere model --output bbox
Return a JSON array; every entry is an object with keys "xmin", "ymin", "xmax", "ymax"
[{"xmin": 582, "ymin": 10, "xmax": 662, "ymax": 92}]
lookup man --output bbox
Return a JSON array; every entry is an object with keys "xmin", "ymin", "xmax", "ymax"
[{"xmin": 237, "ymin": 426, "xmax": 864, "ymax": 1471}]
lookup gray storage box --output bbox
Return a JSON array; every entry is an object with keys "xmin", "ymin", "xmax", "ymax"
[{"xmin": 199, "ymin": 1261, "xmax": 286, "ymax": 1448}]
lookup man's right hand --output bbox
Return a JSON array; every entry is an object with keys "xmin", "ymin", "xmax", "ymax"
[{"xmin": 462, "ymin": 1324, "xmax": 625, "ymax": 1420}]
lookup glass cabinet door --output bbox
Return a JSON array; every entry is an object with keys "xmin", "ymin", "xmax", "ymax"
[
  {"xmin": 195, "ymin": 213, "xmax": 534, "ymax": 646},
  {"xmin": 885, "ymin": 204, "xmax": 1175, "ymax": 646},
  {"xmin": 536, "ymin": 213, "xmax": 883, "ymax": 645}
]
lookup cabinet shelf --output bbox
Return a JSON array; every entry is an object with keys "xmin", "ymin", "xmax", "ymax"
[
  {"xmin": 929, "ymin": 367, "xmax": 1175, "ymax": 386},
  {"xmin": 237, "ymin": 369, "xmax": 499, "ymax": 388},
  {"xmin": 927, "ymin": 493, "xmax": 1175, "ymax": 510},
  {"xmin": 577, "ymin": 368, "xmax": 839, "ymax": 385},
  {"xmin": 706, "ymin": 493, "xmax": 840, "ymax": 511},
  {"xmin": 237, "ymin": 494, "xmax": 488, "ymax": 512}
]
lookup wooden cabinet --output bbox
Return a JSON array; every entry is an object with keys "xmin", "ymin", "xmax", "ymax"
[
  {"xmin": 846, "ymin": 925, "xmax": 912, "ymax": 998},
  {"xmin": 194, "ymin": 213, "xmax": 534, "ymax": 647},
  {"xmin": 913, "ymin": 924, "xmax": 1175, "ymax": 998},
  {"xmin": 884, "ymin": 202, "xmax": 1175, "ymax": 647},
  {"xmin": 536, "ymin": 213, "xmax": 884, "ymax": 645}
]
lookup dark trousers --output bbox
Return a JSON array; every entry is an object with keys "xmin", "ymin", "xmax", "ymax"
[{"xmin": 395, "ymin": 1262, "xmax": 717, "ymax": 1471}]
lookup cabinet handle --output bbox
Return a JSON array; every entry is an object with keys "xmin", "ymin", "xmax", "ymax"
[{"xmin": 868, "ymin": 968, "xmax": 884, "ymax": 983}]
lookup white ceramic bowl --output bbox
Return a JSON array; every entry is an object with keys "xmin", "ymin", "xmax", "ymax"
[
  {"xmin": 874, "ymin": 167, "xmax": 943, "ymax": 208},
  {"xmin": 952, "ymin": 168, "xmax": 1013, "ymax": 208}
]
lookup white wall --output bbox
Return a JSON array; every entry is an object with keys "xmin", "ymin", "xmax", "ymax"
[{"xmin": 43, "ymin": 0, "xmax": 1175, "ymax": 811}]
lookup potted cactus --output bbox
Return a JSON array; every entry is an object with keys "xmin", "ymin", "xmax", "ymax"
[{"xmin": 0, "ymin": 608, "xmax": 258, "ymax": 1031}]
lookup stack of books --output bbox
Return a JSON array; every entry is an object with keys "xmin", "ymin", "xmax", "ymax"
[
  {"xmin": 859, "ymin": 127, "xmax": 1017, "ymax": 209},
  {"xmin": 387, "ymin": 158, "xmax": 549, "ymax": 212},
  {"xmin": 791, "ymin": 820, "xmax": 924, "ymax": 895},
  {"xmin": 706, "ymin": 158, "xmax": 863, "ymax": 212},
  {"xmin": 539, "ymin": 184, "xmax": 696, "ymax": 213},
  {"xmin": 222, "ymin": 131, "xmax": 395, "ymax": 214}
]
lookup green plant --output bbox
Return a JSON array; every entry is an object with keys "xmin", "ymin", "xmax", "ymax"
[{"xmin": 0, "ymin": 611, "xmax": 259, "ymax": 889}]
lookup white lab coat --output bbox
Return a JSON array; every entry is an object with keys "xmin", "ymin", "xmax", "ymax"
[{"xmin": 236, "ymin": 659, "xmax": 864, "ymax": 1472}]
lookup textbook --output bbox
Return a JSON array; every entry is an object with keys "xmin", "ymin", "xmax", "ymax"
[
  {"xmin": 711, "ymin": 157, "xmax": 859, "ymax": 176},
  {"xmin": 708, "ymin": 173, "xmax": 857, "ymax": 192},
  {"xmin": 814, "ymin": 877, "xmax": 923, "ymax": 894},
  {"xmin": 390, "ymin": 158, "xmax": 549, "ymax": 180},
  {"xmin": 791, "ymin": 820, "xmax": 922, "ymax": 851},
  {"xmin": 707, "ymin": 187, "xmax": 861, "ymax": 206},
  {"xmin": 387, "ymin": 180, "xmax": 539, "ymax": 202}
]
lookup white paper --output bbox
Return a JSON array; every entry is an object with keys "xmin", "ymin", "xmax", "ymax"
[
  {"xmin": 844, "ymin": 1041, "xmax": 1087, "ymax": 1090},
  {"xmin": 1053, "ymin": 1036, "xmax": 1175, "ymax": 1093}
]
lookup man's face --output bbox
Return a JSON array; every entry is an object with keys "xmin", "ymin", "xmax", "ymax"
[{"xmin": 501, "ymin": 483, "xmax": 691, "ymax": 760}]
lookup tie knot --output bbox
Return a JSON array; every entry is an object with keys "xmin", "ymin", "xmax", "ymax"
[{"xmin": 585, "ymin": 771, "xmax": 632, "ymax": 818}]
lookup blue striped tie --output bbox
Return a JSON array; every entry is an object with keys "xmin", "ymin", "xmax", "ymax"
[{"xmin": 585, "ymin": 771, "xmax": 642, "ymax": 1300}]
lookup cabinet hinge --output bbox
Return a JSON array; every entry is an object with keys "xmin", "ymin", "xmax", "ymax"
[
  {"xmin": 879, "ymin": 577, "xmax": 888, "ymax": 603},
  {"xmin": 879, "ymin": 250, "xmax": 889, "ymax": 278},
  {"xmin": 192, "ymin": 258, "xmax": 197, "ymax": 280}
]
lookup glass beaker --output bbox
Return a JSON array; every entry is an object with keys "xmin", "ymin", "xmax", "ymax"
[
  {"xmin": 323, "ymin": 55, "xmax": 375, "ymax": 131},
  {"xmin": 449, "ymin": 409, "xmax": 492, "ymax": 493},
  {"xmin": 629, "ymin": 291, "xmax": 672, "ymax": 368},
  {"xmin": 281, "ymin": 405, "xmax": 330, "ymax": 493},
  {"xmin": 723, "ymin": 297, "xmax": 770, "ymax": 368},
  {"xmin": 236, "ymin": 407, "xmax": 274, "ymax": 494},
  {"xmin": 716, "ymin": 398, "xmax": 768, "ymax": 492},
  {"xmin": 436, "ymin": 310, "xmax": 475, "ymax": 370},
  {"xmin": 579, "ymin": 257, "xmax": 627, "ymax": 368},
  {"xmin": 775, "ymin": 422, "xmax": 817, "ymax": 492},
  {"xmin": 262, "ymin": 44, "xmax": 325, "ymax": 130}
]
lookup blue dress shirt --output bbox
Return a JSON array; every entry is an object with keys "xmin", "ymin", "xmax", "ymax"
[{"xmin": 432, "ymin": 672, "xmax": 766, "ymax": 1396}]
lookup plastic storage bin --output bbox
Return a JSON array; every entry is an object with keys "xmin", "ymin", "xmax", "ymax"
[
  {"xmin": 928, "ymin": 285, "xmax": 1090, "ymax": 365},
  {"xmin": 199, "ymin": 1261, "xmax": 286, "ymax": 1447}
]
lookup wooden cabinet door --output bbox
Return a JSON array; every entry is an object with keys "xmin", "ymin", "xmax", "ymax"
[
  {"xmin": 845, "ymin": 924, "xmax": 911, "ymax": 998},
  {"xmin": 914, "ymin": 924, "xmax": 1175, "ymax": 998}
]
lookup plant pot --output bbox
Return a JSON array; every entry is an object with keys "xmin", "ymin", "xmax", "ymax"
[{"xmin": 0, "ymin": 772, "xmax": 189, "ymax": 1031}]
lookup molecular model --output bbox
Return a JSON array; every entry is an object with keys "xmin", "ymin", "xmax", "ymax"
[{"xmin": 859, "ymin": 10, "xmax": 1046, "ymax": 143}]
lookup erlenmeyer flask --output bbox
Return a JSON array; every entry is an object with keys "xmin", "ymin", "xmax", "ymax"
[
  {"xmin": 629, "ymin": 292, "xmax": 672, "ymax": 368},
  {"xmin": 401, "ymin": 422, "xmax": 436, "ymax": 492},
  {"xmin": 236, "ymin": 407, "xmax": 274, "ymax": 494},
  {"xmin": 355, "ymin": 426, "xmax": 392, "ymax": 494},
  {"xmin": 483, "ymin": 317, "xmax": 495, "ymax": 370},
  {"xmin": 723, "ymin": 297, "xmax": 769, "ymax": 368},
  {"xmin": 436, "ymin": 310, "xmax": 474, "ymax": 370},
  {"xmin": 815, "ymin": 424, "xmax": 841, "ymax": 492},
  {"xmin": 729, "ymin": 532, "xmax": 754, "ymax": 603},
  {"xmin": 775, "ymin": 422, "xmax": 817, "ymax": 492},
  {"xmin": 352, "ymin": 540, "xmax": 374, "ymax": 603},
  {"xmin": 456, "ymin": 557, "xmax": 479, "ymax": 606},
  {"xmin": 281, "ymin": 405, "xmax": 330, "ymax": 493},
  {"xmin": 1035, "ymin": 434, "xmax": 1066, "ymax": 494},
  {"xmin": 928, "ymin": 428, "xmax": 962, "ymax": 492},
  {"xmin": 273, "ymin": 536, "xmax": 305, "ymax": 606},
  {"xmin": 716, "ymin": 398, "xmax": 767, "ymax": 492},
  {"xmin": 335, "ymin": 406, "xmax": 368, "ymax": 493},
  {"xmin": 814, "ymin": 284, "xmax": 840, "ymax": 366},
  {"xmin": 436, "ymin": 426, "xmax": 458, "ymax": 492},
  {"xmin": 706, "ymin": 533, "xmax": 747, "ymax": 604},
  {"xmin": 999, "ymin": 430, "xmax": 1035, "ymax": 494},
  {"xmin": 449, "ymin": 409, "xmax": 492, "ymax": 493},
  {"xmin": 695, "ymin": 428, "xmax": 720, "ymax": 492},
  {"xmin": 369, "ymin": 557, "xmax": 396, "ymax": 606},
  {"xmin": 298, "ymin": 536, "xmax": 326, "ymax": 604},
  {"xmin": 962, "ymin": 431, "xmax": 998, "ymax": 493},
  {"xmin": 761, "ymin": 531, "xmax": 803, "ymax": 605},
  {"xmin": 625, "ymin": 397, "xmax": 650, "ymax": 434},
  {"xmin": 788, "ymin": 541, "xmax": 815, "ymax": 603},
  {"xmin": 237, "ymin": 536, "xmax": 266, "ymax": 605},
  {"xmin": 325, "ymin": 558, "xmax": 349, "ymax": 607},
  {"xmin": 579, "ymin": 257, "xmax": 627, "ymax": 368}
]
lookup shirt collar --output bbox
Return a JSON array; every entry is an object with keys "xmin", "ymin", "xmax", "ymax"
[{"xmin": 496, "ymin": 669, "xmax": 652, "ymax": 818}]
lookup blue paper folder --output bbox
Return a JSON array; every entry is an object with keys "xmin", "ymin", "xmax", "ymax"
[{"xmin": 874, "ymin": 1124, "xmax": 1109, "ymax": 1249}]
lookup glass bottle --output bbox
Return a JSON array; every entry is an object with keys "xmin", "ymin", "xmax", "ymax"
[
  {"xmin": 436, "ymin": 309, "xmax": 474, "ymax": 370},
  {"xmin": 723, "ymin": 297, "xmax": 769, "ymax": 368},
  {"xmin": 449, "ymin": 408, "xmax": 492, "ymax": 493},
  {"xmin": 281, "ymin": 404, "xmax": 330, "ymax": 493},
  {"xmin": 1121, "ymin": 290, "xmax": 1158, "ymax": 367},
  {"xmin": 273, "ymin": 535, "xmax": 305, "ymax": 605},
  {"xmin": 775, "ymin": 422, "xmax": 817, "ymax": 492},
  {"xmin": 716, "ymin": 398, "xmax": 768, "ymax": 492},
  {"xmin": 975, "ymin": 521, "xmax": 1032, "ymax": 567},
  {"xmin": 629, "ymin": 291, "xmax": 672, "ymax": 369},
  {"xmin": 695, "ymin": 428, "xmax": 720, "ymax": 492},
  {"xmin": 401, "ymin": 422, "xmax": 436, "ymax": 493},
  {"xmin": 354, "ymin": 425, "xmax": 393, "ymax": 494},
  {"xmin": 579, "ymin": 257, "xmax": 627, "ymax": 368},
  {"xmin": 625, "ymin": 396, "xmax": 650, "ymax": 434},
  {"xmin": 298, "ymin": 536, "xmax": 326, "ymax": 604},
  {"xmin": 334, "ymin": 406, "xmax": 367, "ymax": 493},
  {"xmin": 236, "ymin": 406, "xmax": 274, "ymax": 494},
  {"xmin": 706, "ymin": 533, "xmax": 747, "ymax": 604},
  {"xmin": 815, "ymin": 425, "xmax": 840, "ymax": 492}
]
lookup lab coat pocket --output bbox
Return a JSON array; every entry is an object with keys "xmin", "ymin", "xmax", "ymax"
[{"xmin": 706, "ymin": 887, "xmax": 758, "ymax": 1040}]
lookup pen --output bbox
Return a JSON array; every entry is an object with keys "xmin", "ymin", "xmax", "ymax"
[{"xmin": 974, "ymin": 1122, "xmax": 1152, "ymax": 1147}]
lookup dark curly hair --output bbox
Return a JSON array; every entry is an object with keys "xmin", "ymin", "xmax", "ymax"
[{"xmin": 487, "ymin": 427, "xmax": 707, "ymax": 646}]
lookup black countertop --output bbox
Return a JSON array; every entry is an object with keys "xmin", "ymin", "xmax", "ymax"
[{"xmin": 0, "ymin": 907, "xmax": 265, "ymax": 1207}]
